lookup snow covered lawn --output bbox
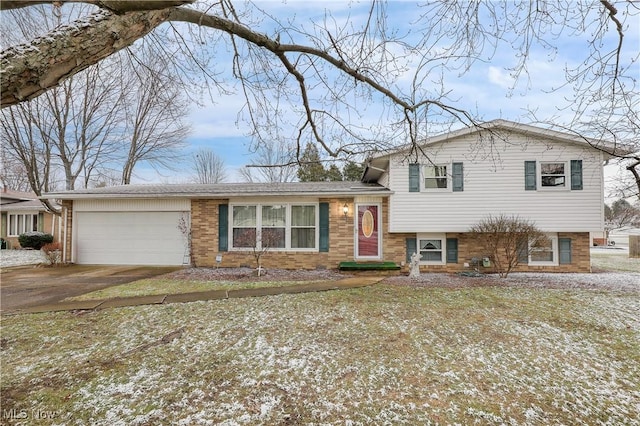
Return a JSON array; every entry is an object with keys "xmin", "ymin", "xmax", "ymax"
[{"xmin": 2, "ymin": 280, "xmax": 639, "ymax": 425}]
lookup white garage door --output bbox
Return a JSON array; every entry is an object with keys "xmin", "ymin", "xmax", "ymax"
[{"xmin": 75, "ymin": 212, "xmax": 186, "ymax": 265}]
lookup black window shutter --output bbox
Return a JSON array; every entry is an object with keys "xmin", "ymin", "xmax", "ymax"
[
  {"xmin": 524, "ymin": 161, "xmax": 536, "ymax": 190},
  {"xmin": 406, "ymin": 237, "xmax": 417, "ymax": 263},
  {"xmin": 452, "ymin": 163, "xmax": 464, "ymax": 192},
  {"xmin": 218, "ymin": 204, "xmax": 228, "ymax": 251},
  {"xmin": 517, "ymin": 239, "xmax": 529, "ymax": 264},
  {"xmin": 446, "ymin": 238, "xmax": 458, "ymax": 263},
  {"xmin": 409, "ymin": 164, "xmax": 420, "ymax": 192},
  {"xmin": 571, "ymin": 160, "xmax": 583, "ymax": 190},
  {"xmin": 319, "ymin": 202, "xmax": 329, "ymax": 252},
  {"xmin": 559, "ymin": 238, "xmax": 572, "ymax": 264}
]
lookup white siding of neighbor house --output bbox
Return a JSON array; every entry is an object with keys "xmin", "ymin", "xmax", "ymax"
[
  {"xmin": 74, "ymin": 198, "xmax": 190, "ymax": 212},
  {"xmin": 387, "ymin": 132, "xmax": 605, "ymax": 233}
]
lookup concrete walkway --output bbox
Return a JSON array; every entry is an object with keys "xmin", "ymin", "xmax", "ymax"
[{"xmin": 4, "ymin": 276, "xmax": 383, "ymax": 315}]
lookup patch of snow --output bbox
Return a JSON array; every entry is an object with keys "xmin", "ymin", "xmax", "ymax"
[{"xmin": 0, "ymin": 249, "xmax": 47, "ymax": 268}]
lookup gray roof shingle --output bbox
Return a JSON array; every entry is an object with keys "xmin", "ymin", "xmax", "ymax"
[{"xmin": 42, "ymin": 181, "xmax": 391, "ymax": 200}]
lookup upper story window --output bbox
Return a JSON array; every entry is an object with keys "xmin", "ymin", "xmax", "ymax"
[
  {"xmin": 423, "ymin": 165, "xmax": 448, "ymax": 189},
  {"xmin": 540, "ymin": 162, "xmax": 566, "ymax": 188},
  {"xmin": 231, "ymin": 204, "xmax": 318, "ymax": 251},
  {"xmin": 8, "ymin": 213, "xmax": 38, "ymax": 236},
  {"xmin": 525, "ymin": 160, "xmax": 582, "ymax": 191},
  {"xmin": 409, "ymin": 162, "xmax": 463, "ymax": 193}
]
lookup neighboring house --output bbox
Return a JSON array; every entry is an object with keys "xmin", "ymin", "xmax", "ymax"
[
  {"xmin": 608, "ymin": 227, "xmax": 640, "ymax": 247},
  {"xmin": 0, "ymin": 188, "xmax": 61, "ymax": 249},
  {"xmin": 42, "ymin": 120, "xmax": 612, "ymax": 273}
]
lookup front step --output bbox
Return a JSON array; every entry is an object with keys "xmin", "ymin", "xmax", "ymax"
[{"xmin": 338, "ymin": 261, "xmax": 401, "ymax": 273}]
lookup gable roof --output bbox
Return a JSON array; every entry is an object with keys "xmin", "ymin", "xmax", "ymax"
[
  {"xmin": 41, "ymin": 181, "xmax": 392, "ymax": 200},
  {"xmin": 362, "ymin": 119, "xmax": 626, "ymax": 182},
  {"xmin": 0, "ymin": 189, "xmax": 55, "ymax": 212},
  {"xmin": 1, "ymin": 189, "xmax": 38, "ymax": 204}
]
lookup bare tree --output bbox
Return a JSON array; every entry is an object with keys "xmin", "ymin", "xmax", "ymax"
[
  {"xmin": 606, "ymin": 199, "xmax": 640, "ymax": 229},
  {"xmin": 1, "ymin": 4, "xmax": 191, "ymax": 197},
  {"xmin": 192, "ymin": 148, "xmax": 226, "ymax": 184},
  {"xmin": 0, "ymin": 146, "xmax": 31, "ymax": 192},
  {"xmin": 120, "ymin": 51, "xmax": 190, "ymax": 184},
  {"xmin": 240, "ymin": 140, "xmax": 297, "ymax": 183},
  {"xmin": 1, "ymin": 1, "xmax": 638, "ymax": 192},
  {"xmin": 1, "ymin": 57, "xmax": 124, "ymax": 198}
]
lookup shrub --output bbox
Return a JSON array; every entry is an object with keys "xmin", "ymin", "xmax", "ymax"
[
  {"xmin": 18, "ymin": 231, "xmax": 54, "ymax": 250},
  {"xmin": 41, "ymin": 242, "xmax": 63, "ymax": 266},
  {"xmin": 469, "ymin": 214, "xmax": 547, "ymax": 278}
]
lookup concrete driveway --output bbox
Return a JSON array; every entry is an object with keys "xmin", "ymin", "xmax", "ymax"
[{"xmin": 0, "ymin": 265, "xmax": 180, "ymax": 312}]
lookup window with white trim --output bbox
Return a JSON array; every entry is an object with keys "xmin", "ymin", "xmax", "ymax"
[
  {"xmin": 232, "ymin": 205, "xmax": 257, "ymax": 248},
  {"xmin": 291, "ymin": 205, "xmax": 316, "ymax": 249},
  {"xmin": 8, "ymin": 213, "xmax": 38, "ymax": 236},
  {"xmin": 540, "ymin": 162, "xmax": 566, "ymax": 188},
  {"xmin": 231, "ymin": 204, "xmax": 318, "ymax": 250},
  {"xmin": 418, "ymin": 234, "xmax": 446, "ymax": 264},
  {"xmin": 423, "ymin": 165, "xmax": 448, "ymax": 189},
  {"xmin": 529, "ymin": 233, "xmax": 558, "ymax": 265}
]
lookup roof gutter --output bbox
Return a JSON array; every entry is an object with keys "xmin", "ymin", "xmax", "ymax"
[{"xmin": 40, "ymin": 189, "xmax": 394, "ymax": 201}]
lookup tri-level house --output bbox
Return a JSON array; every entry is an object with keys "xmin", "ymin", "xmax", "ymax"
[{"xmin": 43, "ymin": 120, "xmax": 610, "ymax": 273}]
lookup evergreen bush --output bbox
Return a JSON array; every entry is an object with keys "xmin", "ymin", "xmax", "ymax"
[{"xmin": 18, "ymin": 231, "xmax": 54, "ymax": 250}]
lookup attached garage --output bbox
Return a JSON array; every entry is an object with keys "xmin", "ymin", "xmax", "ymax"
[{"xmin": 73, "ymin": 199, "xmax": 190, "ymax": 266}]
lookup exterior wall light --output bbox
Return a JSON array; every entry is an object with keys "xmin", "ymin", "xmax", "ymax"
[{"xmin": 343, "ymin": 203, "xmax": 349, "ymax": 218}]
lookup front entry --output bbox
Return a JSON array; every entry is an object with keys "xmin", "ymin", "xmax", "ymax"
[{"xmin": 356, "ymin": 204, "xmax": 381, "ymax": 259}]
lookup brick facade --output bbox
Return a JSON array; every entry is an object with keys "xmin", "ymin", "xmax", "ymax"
[
  {"xmin": 171, "ymin": 199, "xmax": 592, "ymax": 273},
  {"xmin": 60, "ymin": 197, "xmax": 591, "ymax": 273},
  {"xmin": 191, "ymin": 198, "xmax": 356, "ymax": 270},
  {"xmin": 62, "ymin": 200, "xmax": 73, "ymax": 263},
  {"xmin": 383, "ymin": 231, "xmax": 591, "ymax": 273}
]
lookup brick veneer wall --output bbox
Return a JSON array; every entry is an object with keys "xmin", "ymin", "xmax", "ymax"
[
  {"xmin": 191, "ymin": 198, "xmax": 357, "ymax": 269},
  {"xmin": 62, "ymin": 200, "xmax": 73, "ymax": 263},
  {"xmin": 192, "ymin": 198, "xmax": 591, "ymax": 273},
  {"xmin": 384, "ymin": 231, "xmax": 590, "ymax": 273}
]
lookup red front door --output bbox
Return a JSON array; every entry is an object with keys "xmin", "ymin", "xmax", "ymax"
[{"xmin": 356, "ymin": 204, "xmax": 380, "ymax": 258}]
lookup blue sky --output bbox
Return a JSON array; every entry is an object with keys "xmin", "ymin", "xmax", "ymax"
[{"xmin": 132, "ymin": 1, "xmax": 639, "ymax": 189}]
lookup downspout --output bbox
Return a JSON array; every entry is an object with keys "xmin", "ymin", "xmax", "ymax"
[{"xmin": 62, "ymin": 207, "xmax": 68, "ymax": 263}]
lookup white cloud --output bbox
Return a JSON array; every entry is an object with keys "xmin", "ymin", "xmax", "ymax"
[{"xmin": 487, "ymin": 66, "xmax": 514, "ymax": 89}]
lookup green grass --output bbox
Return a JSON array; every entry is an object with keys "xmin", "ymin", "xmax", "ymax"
[
  {"xmin": 64, "ymin": 278, "xmax": 323, "ymax": 301},
  {"xmin": 2, "ymin": 284, "xmax": 639, "ymax": 425}
]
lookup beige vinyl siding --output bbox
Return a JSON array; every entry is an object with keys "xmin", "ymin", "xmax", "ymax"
[{"xmin": 388, "ymin": 133, "xmax": 604, "ymax": 233}]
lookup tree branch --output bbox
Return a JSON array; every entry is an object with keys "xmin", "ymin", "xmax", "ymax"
[{"xmin": 1, "ymin": 8, "xmax": 172, "ymax": 107}]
